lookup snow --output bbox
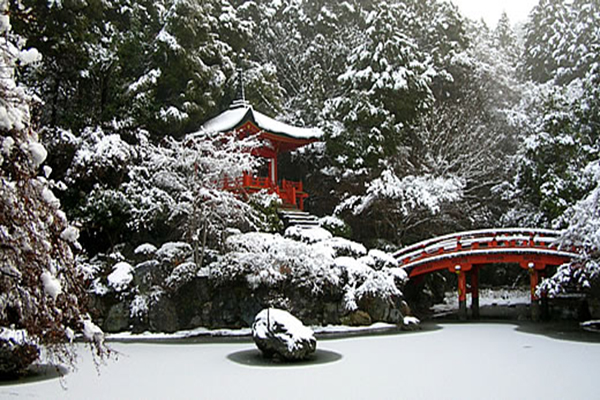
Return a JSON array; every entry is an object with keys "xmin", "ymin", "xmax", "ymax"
[
  {"xmin": 5, "ymin": 323, "xmax": 600, "ymax": 399},
  {"xmin": 338, "ymin": 169, "xmax": 464, "ymax": 217},
  {"xmin": 155, "ymin": 242, "xmax": 191, "ymax": 263},
  {"xmin": 156, "ymin": 28, "xmax": 181, "ymax": 51},
  {"xmin": 134, "ymin": 243, "xmax": 157, "ymax": 256},
  {"xmin": 159, "ymin": 106, "xmax": 188, "ymax": 122},
  {"xmin": 107, "ymin": 262, "xmax": 134, "ymax": 292},
  {"xmin": 40, "ymin": 270, "xmax": 62, "ymax": 301},
  {"xmin": 81, "ymin": 318, "xmax": 104, "ymax": 344},
  {"xmin": 394, "ymin": 228, "xmax": 562, "ymax": 260},
  {"xmin": 18, "ymin": 48, "xmax": 42, "ymax": 65},
  {"xmin": 41, "ymin": 186, "xmax": 60, "ymax": 208},
  {"xmin": 1, "ymin": 136, "xmax": 14, "ymax": 155},
  {"xmin": 403, "ymin": 316, "xmax": 420, "ymax": 326},
  {"xmin": 127, "ymin": 68, "xmax": 161, "ymax": 93},
  {"xmin": 27, "ymin": 141, "xmax": 47, "ymax": 167},
  {"xmin": 60, "ymin": 226, "xmax": 80, "ymax": 243},
  {"xmin": 0, "ymin": 327, "xmax": 29, "ymax": 347},
  {"xmin": 284, "ymin": 225, "xmax": 333, "ymax": 244},
  {"xmin": 252, "ymin": 308, "xmax": 315, "ymax": 352},
  {"xmin": 107, "ymin": 323, "xmax": 396, "ymax": 342},
  {"xmin": 201, "ymin": 105, "xmax": 323, "ymax": 140}
]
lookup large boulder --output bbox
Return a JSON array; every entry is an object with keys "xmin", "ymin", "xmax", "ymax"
[{"xmin": 252, "ymin": 308, "xmax": 317, "ymax": 361}]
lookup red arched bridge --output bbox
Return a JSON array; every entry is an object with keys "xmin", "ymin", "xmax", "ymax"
[{"xmin": 393, "ymin": 228, "xmax": 579, "ymax": 320}]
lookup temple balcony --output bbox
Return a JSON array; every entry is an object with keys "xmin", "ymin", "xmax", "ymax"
[{"xmin": 222, "ymin": 172, "xmax": 308, "ymax": 210}]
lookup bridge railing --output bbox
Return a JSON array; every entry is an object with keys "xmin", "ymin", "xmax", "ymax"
[{"xmin": 393, "ymin": 228, "xmax": 565, "ymax": 268}]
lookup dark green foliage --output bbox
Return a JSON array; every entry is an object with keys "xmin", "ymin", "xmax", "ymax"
[{"xmin": 8, "ymin": 0, "xmax": 599, "ymax": 254}]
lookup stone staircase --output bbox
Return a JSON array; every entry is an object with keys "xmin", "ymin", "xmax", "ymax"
[{"xmin": 278, "ymin": 209, "xmax": 320, "ymax": 229}]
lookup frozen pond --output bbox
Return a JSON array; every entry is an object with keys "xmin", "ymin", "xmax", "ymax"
[{"xmin": 2, "ymin": 323, "xmax": 600, "ymax": 400}]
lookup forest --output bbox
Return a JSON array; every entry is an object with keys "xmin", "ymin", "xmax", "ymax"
[{"xmin": 1, "ymin": 0, "xmax": 599, "ymax": 375}]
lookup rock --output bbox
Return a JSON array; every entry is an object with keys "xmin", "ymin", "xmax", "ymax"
[
  {"xmin": 341, "ymin": 310, "xmax": 372, "ymax": 326},
  {"xmin": 103, "ymin": 302, "xmax": 130, "ymax": 333},
  {"xmin": 252, "ymin": 308, "xmax": 317, "ymax": 361},
  {"xmin": 401, "ymin": 316, "xmax": 421, "ymax": 331},
  {"xmin": 357, "ymin": 294, "xmax": 403, "ymax": 323},
  {"xmin": 148, "ymin": 295, "xmax": 178, "ymax": 333}
]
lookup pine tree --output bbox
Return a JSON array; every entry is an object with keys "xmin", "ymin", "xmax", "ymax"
[
  {"xmin": 569, "ymin": 0, "xmax": 600, "ymax": 81},
  {"xmin": 523, "ymin": 0, "xmax": 574, "ymax": 83},
  {"xmin": 494, "ymin": 12, "xmax": 518, "ymax": 55}
]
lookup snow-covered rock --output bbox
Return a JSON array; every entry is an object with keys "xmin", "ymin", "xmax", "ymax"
[
  {"xmin": 402, "ymin": 316, "xmax": 421, "ymax": 331},
  {"xmin": 252, "ymin": 308, "xmax": 317, "ymax": 361}
]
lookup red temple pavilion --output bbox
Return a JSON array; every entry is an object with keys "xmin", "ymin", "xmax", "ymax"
[{"xmin": 202, "ymin": 72, "xmax": 322, "ymax": 210}]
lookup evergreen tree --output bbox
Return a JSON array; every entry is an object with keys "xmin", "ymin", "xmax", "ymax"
[
  {"xmin": 569, "ymin": 0, "xmax": 600, "ymax": 81},
  {"xmin": 522, "ymin": 0, "xmax": 573, "ymax": 83},
  {"xmin": 495, "ymin": 12, "xmax": 514, "ymax": 49}
]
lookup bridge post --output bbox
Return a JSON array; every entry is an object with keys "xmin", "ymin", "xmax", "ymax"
[
  {"xmin": 471, "ymin": 266, "xmax": 480, "ymax": 320},
  {"xmin": 456, "ymin": 266, "xmax": 468, "ymax": 321},
  {"xmin": 528, "ymin": 263, "xmax": 540, "ymax": 322}
]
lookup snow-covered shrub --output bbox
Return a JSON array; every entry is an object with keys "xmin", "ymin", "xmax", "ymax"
[
  {"xmin": 335, "ymin": 256, "xmax": 406, "ymax": 312},
  {"xmin": 214, "ymin": 232, "xmax": 340, "ymax": 293},
  {"xmin": 315, "ymin": 237, "xmax": 367, "ymax": 258},
  {"xmin": 538, "ymin": 259, "xmax": 600, "ymax": 298},
  {"xmin": 284, "ymin": 226, "xmax": 333, "ymax": 244},
  {"xmin": 362, "ymin": 249, "xmax": 399, "ymax": 270},
  {"xmin": 107, "ymin": 262, "xmax": 134, "ymax": 293},
  {"xmin": 130, "ymin": 294, "xmax": 149, "ymax": 320},
  {"xmin": 134, "ymin": 243, "xmax": 158, "ymax": 257},
  {"xmin": 165, "ymin": 261, "xmax": 198, "ymax": 291},
  {"xmin": 65, "ymin": 127, "xmax": 135, "ymax": 187},
  {"xmin": 213, "ymin": 232, "xmax": 406, "ymax": 313},
  {"xmin": 156, "ymin": 242, "xmax": 193, "ymax": 264},
  {"xmin": 319, "ymin": 215, "xmax": 352, "ymax": 238},
  {"xmin": 338, "ymin": 169, "xmax": 465, "ymax": 217}
]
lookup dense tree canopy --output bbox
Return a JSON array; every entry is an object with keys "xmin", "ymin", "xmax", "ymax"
[{"xmin": 5, "ymin": 0, "xmax": 597, "ymax": 249}]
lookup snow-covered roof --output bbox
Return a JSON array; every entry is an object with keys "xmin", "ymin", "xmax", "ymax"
[{"xmin": 202, "ymin": 104, "xmax": 323, "ymax": 141}]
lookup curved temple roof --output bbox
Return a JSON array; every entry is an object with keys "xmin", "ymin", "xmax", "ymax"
[{"xmin": 202, "ymin": 104, "xmax": 323, "ymax": 142}]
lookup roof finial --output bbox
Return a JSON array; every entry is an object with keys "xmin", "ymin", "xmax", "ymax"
[{"xmin": 230, "ymin": 66, "xmax": 249, "ymax": 109}]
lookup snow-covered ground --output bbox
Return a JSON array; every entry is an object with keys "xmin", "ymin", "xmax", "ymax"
[{"xmin": 3, "ymin": 323, "xmax": 600, "ymax": 400}]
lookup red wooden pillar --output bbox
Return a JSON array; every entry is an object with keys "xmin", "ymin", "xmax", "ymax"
[
  {"xmin": 456, "ymin": 265, "xmax": 468, "ymax": 321},
  {"xmin": 290, "ymin": 185, "xmax": 297, "ymax": 207},
  {"xmin": 528, "ymin": 262, "xmax": 540, "ymax": 321},
  {"xmin": 471, "ymin": 266, "xmax": 480, "ymax": 320},
  {"xmin": 269, "ymin": 157, "xmax": 278, "ymax": 185}
]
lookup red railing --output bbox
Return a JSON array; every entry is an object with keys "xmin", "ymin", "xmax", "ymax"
[
  {"xmin": 393, "ymin": 228, "xmax": 579, "ymax": 278},
  {"xmin": 222, "ymin": 172, "xmax": 308, "ymax": 210}
]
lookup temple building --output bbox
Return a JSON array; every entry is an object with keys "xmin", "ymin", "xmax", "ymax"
[{"xmin": 201, "ymin": 71, "xmax": 322, "ymax": 210}]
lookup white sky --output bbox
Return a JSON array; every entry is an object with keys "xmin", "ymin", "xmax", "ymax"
[{"xmin": 451, "ymin": 0, "xmax": 539, "ymax": 27}]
